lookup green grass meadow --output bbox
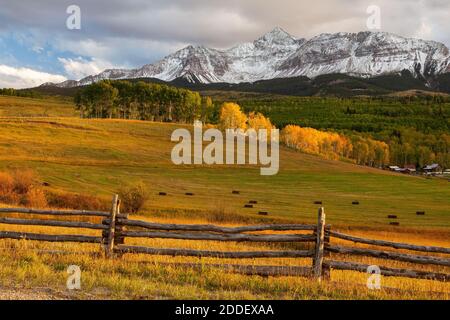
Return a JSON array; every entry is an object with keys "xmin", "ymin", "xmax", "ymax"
[
  {"xmin": 0, "ymin": 95, "xmax": 449, "ymax": 299},
  {"xmin": 0, "ymin": 112, "xmax": 448, "ymax": 231}
]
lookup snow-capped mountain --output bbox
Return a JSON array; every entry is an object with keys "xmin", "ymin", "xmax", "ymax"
[
  {"xmin": 278, "ymin": 31, "xmax": 450, "ymax": 78},
  {"xmin": 54, "ymin": 27, "xmax": 450, "ymax": 87}
]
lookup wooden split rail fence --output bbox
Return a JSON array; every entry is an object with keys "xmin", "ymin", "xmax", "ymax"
[{"xmin": 0, "ymin": 195, "xmax": 449, "ymax": 282}]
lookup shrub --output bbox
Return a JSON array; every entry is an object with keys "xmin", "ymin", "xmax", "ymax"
[
  {"xmin": 0, "ymin": 169, "xmax": 45, "ymax": 207},
  {"xmin": 118, "ymin": 182, "xmax": 148, "ymax": 214},
  {"xmin": 12, "ymin": 169, "xmax": 36, "ymax": 194},
  {"xmin": 0, "ymin": 172, "xmax": 18, "ymax": 204},
  {"xmin": 46, "ymin": 192, "xmax": 109, "ymax": 211},
  {"xmin": 24, "ymin": 188, "xmax": 48, "ymax": 208},
  {"xmin": 0, "ymin": 169, "xmax": 109, "ymax": 210}
]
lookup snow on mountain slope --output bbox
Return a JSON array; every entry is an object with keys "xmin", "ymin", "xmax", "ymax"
[
  {"xmin": 277, "ymin": 31, "xmax": 450, "ymax": 78},
  {"xmin": 53, "ymin": 27, "xmax": 450, "ymax": 87},
  {"xmin": 221, "ymin": 27, "xmax": 305, "ymax": 83}
]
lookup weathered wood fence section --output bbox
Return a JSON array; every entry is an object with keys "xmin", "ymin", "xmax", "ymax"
[{"xmin": 0, "ymin": 195, "xmax": 449, "ymax": 282}]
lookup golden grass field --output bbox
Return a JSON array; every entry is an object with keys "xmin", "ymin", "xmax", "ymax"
[{"xmin": 0, "ymin": 95, "xmax": 449, "ymax": 299}]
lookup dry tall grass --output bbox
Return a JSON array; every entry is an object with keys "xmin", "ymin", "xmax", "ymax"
[
  {"xmin": 0, "ymin": 212, "xmax": 448, "ymax": 300},
  {"xmin": 0, "ymin": 170, "xmax": 47, "ymax": 207},
  {"xmin": 0, "ymin": 169, "xmax": 109, "ymax": 211}
]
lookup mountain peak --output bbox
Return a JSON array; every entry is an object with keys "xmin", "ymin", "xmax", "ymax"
[
  {"xmin": 182, "ymin": 44, "xmax": 208, "ymax": 52},
  {"xmin": 55, "ymin": 29, "xmax": 450, "ymax": 88},
  {"xmin": 269, "ymin": 26, "xmax": 290, "ymax": 35},
  {"xmin": 256, "ymin": 26, "xmax": 297, "ymax": 45}
]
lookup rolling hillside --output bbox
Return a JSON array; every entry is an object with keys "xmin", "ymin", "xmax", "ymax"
[
  {"xmin": 0, "ymin": 95, "xmax": 449, "ymax": 299},
  {"xmin": 0, "ymin": 96, "xmax": 449, "ymax": 230}
]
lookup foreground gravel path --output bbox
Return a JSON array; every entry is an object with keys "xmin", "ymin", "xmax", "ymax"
[
  {"xmin": 0, "ymin": 287, "xmax": 65, "ymax": 300},
  {"xmin": 0, "ymin": 286, "xmax": 111, "ymax": 300}
]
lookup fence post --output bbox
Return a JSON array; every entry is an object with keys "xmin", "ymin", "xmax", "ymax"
[
  {"xmin": 105, "ymin": 194, "xmax": 119, "ymax": 258},
  {"xmin": 313, "ymin": 207, "xmax": 326, "ymax": 281},
  {"xmin": 323, "ymin": 224, "xmax": 331, "ymax": 280},
  {"xmin": 114, "ymin": 203, "xmax": 127, "ymax": 257}
]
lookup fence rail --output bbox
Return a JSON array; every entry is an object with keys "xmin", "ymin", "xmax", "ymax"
[
  {"xmin": 117, "ymin": 230, "xmax": 316, "ymax": 242},
  {"xmin": 327, "ymin": 230, "xmax": 450, "ymax": 254},
  {"xmin": 115, "ymin": 218, "xmax": 317, "ymax": 233},
  {"xmin": 324, "ymin": 260, "xmax": 449, "ymax": 282},
  {"xmin": 0, "ymin": 207, "xmax": 127, "ymax": 219},
  {"xmin": 114, "ymin": 245, "xmax": 315, "ymax": 259},
  {"xmin": 0, "ymin": 195, "xmax": 449, "ymax": 282},
  {"xmin": 326, "ymin": 244, "xmax": 450, "ymax": 267},
  {"xmin": 0, "ymin": 231, "xmax": 103, "ymax": 243},
  {"xmin": 0, "ymin": 217, "xmax": 107, "ymax": 230}
]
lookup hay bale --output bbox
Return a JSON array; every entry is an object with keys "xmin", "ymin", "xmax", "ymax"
[
  {"xmin": 416, "ymin": 211, "xmax": 425, "ymax": 216},
  {"xmin": 158, "ymin": 192, "xmax": 167, "ymax": 196},
  {"xmin": 244, "ymin": 204, "xmax": 253, "ymax": 208},
  {"xmin": 232, "ymin": 190, "xmax": 240, "ymax": 195},
  {"xmin": 387, "ymin": 215, "xmax": 397, "ymax": 219},
  {"xmin": 258, "ymin": 211, "xmax": 268, "ymax": 216},
  {"xmin": 249, "ymin": 200, "xmax": 258, "ymax": 204},
  {"xmin": 313, "ymin": 201, "xmax": 322, "ymax": 205},
  {"xmin": 389, "ymin": 222, "xmax": 400, "ymax": 226}
]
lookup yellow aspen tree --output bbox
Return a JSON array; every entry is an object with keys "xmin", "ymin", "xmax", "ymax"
[
  {"xmin": 219, "ymin": 102, "xmax": 247, "ymax": 130},
  {"xmin": 248, "ymin": 112, "xmax": 273, "ymax": 132}
]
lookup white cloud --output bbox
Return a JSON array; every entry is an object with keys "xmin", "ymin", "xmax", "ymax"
[
  {"xmin": 1, "ymin": 0, "xmax": 449, "ymax": 89},
  {"xmin": 56, "ymin": 40, "xmax": 112, "ymax": 62},
  {"xmin": 0, "ymin": 64, "xmax": 66, "ymax": 89},
  {"xmin": 54, "ymin": 37, "xmax": 184, "ymax": 70},
  {"xmin": 58, "ymin": 57, "xmax": 117, "ymax": 80}
]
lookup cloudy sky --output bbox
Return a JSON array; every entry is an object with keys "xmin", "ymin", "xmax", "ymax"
[{"xmin": 0, "ymin": 0, "xmax": 449, "ymax": 88}]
